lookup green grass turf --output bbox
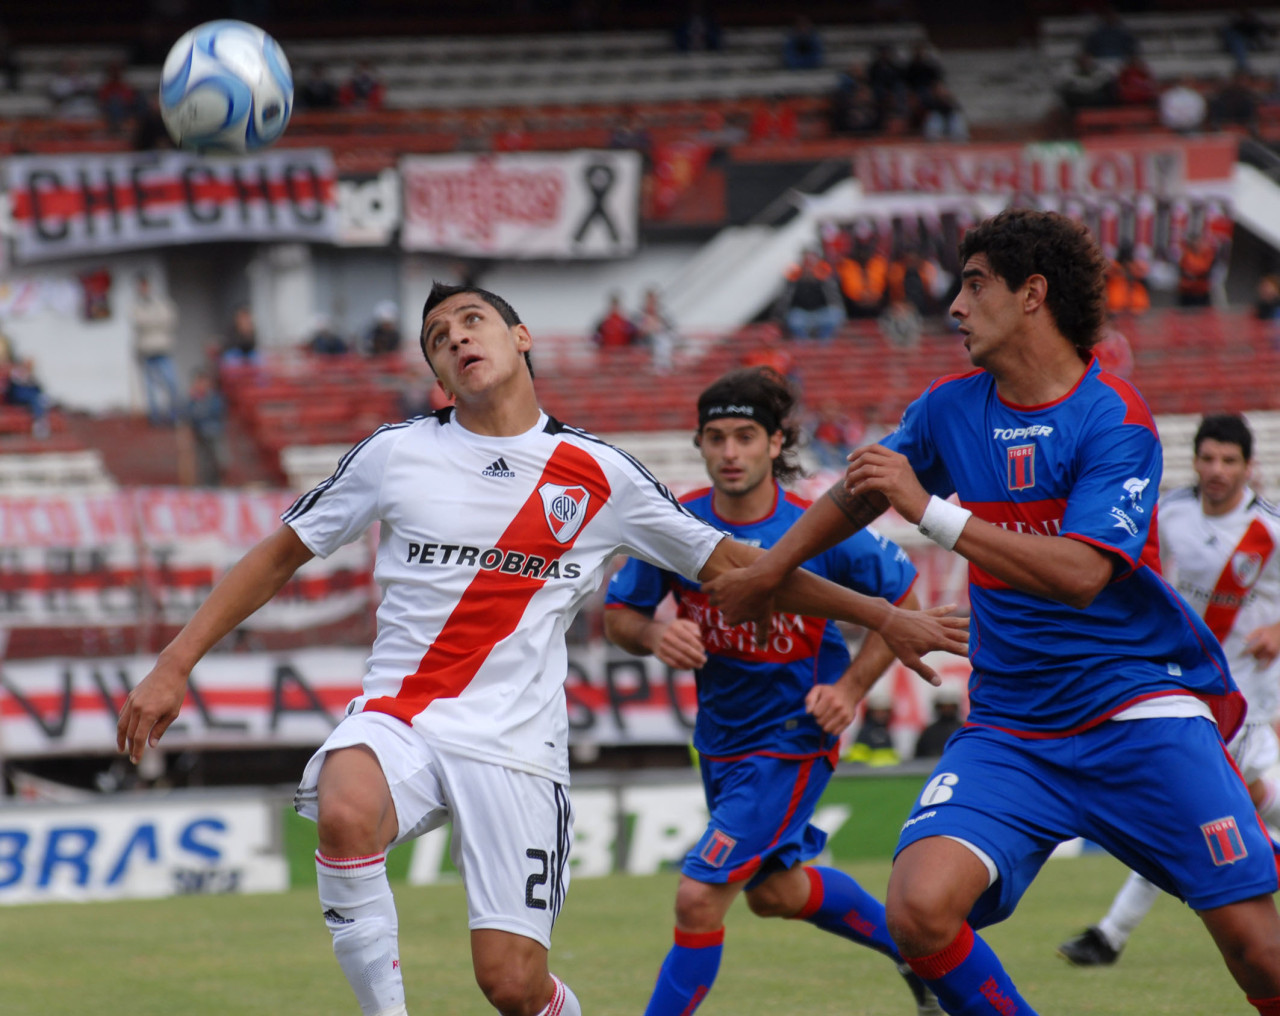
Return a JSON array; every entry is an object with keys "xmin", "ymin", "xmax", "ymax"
[{"xmin": 0, "ymin": 852, "xmax": 1249, "ymax": 1014}]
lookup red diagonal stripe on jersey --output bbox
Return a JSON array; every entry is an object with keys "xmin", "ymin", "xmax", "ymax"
[
  {"xmin": 1203, "ymin": 517, "xmax": 1277, "ymax": 641},
  {"xmin": 366, "ymin": 442, "xmax": 612, "ymax": 724}
]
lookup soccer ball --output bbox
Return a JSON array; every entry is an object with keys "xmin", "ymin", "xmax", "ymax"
[{"xmin": 159, "ymin": 20, "xmax": 293, "ymax": 154}]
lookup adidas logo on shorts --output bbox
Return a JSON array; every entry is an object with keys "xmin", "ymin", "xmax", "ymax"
[{"xmin": 482, "ymin": 457, "xmax": 516, "ymax": 478}]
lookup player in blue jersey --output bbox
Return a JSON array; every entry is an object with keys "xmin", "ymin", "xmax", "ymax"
[
  {"xmin": 704, "ymin": 210, "xmax": 1280, "ymax": 1015},
  {"xmin": 604, "ymin": 366, "xmax": 941, "ymax": 1016}
]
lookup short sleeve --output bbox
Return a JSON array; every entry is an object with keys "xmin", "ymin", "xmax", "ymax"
[
  {"xmin": 825, "ymin": 528, "xmax": 918, "ymax": 604},
  {"xmin": 605, "ymin": 555, "xmax": 671, "ymax": 613},
  {"xmin": 603, "ymin": 456, "xmax": 725, "ymax": 579},
  {"xmin": 1060, "ymin": 417, "xmax": 1163, "ymax": 571},
  {"xmin": 880, "ymin": 389, "xmax": 956, "ymax": 500},
  {"xmin": 282, "ymin": 427, "xmax": 397, "ymax": 558}
]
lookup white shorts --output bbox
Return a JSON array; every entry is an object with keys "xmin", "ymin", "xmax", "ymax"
[
  {"xmin": 1229, "ymin": 721, "xmax": 1280, "ymax": 785},
  {"xmin": 295, "ymin": 711, "xmax": 574, "ymax": 948}
]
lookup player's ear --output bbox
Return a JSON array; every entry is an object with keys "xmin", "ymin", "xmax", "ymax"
[
  {"xmin": 1023, "ymin": 274, "xmax": 1048, "ymax": 313},
  {"xmin": 513, "ymin": 322, "xmax": 533, "ymax": 354},
  {"xmin": 768, "ymin": 429, "xmax": 784, "ymax": 460}
]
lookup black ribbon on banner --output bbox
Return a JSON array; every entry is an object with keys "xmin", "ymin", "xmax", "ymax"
[{"xmin": 574, "ymin": 162, "xmax": 620, "ymax": 243}]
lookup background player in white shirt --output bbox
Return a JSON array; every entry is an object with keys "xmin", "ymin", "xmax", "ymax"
[
  {"xmin": 1060, "ymin": 413, "xmax": 1280, "ymax": 967},
  {"xmin": 116, "ymin": 282, "xmax": 968, "ymax": 1016}
]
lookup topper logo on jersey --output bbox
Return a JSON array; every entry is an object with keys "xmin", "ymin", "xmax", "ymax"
[
  {"xmin": 539, "ymin": 483, "xmax": 590, "ymax": 544},
  {"xmin": 991, "ymin": 425, "xmax": 1053, "ymax": 441},
  {"xmin": 1007, "ymin": 444, "xmax": 1035, "ymax": 490}
]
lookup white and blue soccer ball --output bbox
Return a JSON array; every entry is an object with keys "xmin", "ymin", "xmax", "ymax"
[{"xmin": 159, "ymin": 20, "xmax": 293, "ymax": 154}]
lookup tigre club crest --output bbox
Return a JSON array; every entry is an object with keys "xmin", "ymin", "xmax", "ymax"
[{"xmin": 539, "ymin": 483, "xmax": 590, "ymax": 543}]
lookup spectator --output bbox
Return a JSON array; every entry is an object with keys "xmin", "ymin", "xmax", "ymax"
[
  {"xmin": 1159, "ymin": 77, "xmax": 1208, "ymax": 132},
  {"xmin": 845, "ymin": 687, "xmax": 900, "ymax": 766},
  {"xmin": 1083, "ymin": 9, "xmax": 1139, "ymax": 61},
  {"xmin": 808, "ymin": 401, "xmax": 857, "ymax": 471},
  {"xmin": 1105, "ymin": 245, "xmax": 1151, "ymax": 316},
  {"xmin": 867, "ymin": 44, "xmax": 906, "ymax": 116},
  {"xmin": 835, "ymin": 239, "xmax": 888, "ymax": 318},
  {"xmin": 878, "ymin": 298, "xmax": 924, "ymax": 351},
  {"xmin": 747, "ymin": 97, "xmax": 799, "ymax": 143},
  {"xmin": 1209, "ymin": 70, "xmax": 1259, "ymax": 129},
  {"xmin": 1176, "ymin": 233, "xmax": 1218, "ymax": 308},
  {"xmin": 1222, "ymin": 9, "xmax": 1275, "ymax": 71},
  {"xmin": 184, "ymin": 368, "xmax": 227, "ymax": 487},
  {"xmin": 673, "ymin": 1, "xmax": 722, "ymax": 52},
  {"xmin": 364, "ymin": 301, "xmax": 402, "ymax": 356},
  {"xmin": 830, "ymin": 66, "xmax": 885, "ymax": 136},
  {"xmin": 914, "ymin": 686, "xmax": 964, "ymax": 759},
  {"xmin": 48, "ymin": 57, "xmax": 98, "ymax": 119},
  {"xmin": 339, "ymin": 62, "xmax": 384, "ymax": 109},
  {"xmin": 1114, "ymin": 57, "xmax": 1159, "ymax": 106},
  {"xmin": 4, "ymin": 356, "xmax": 53, "ymax": 439},
  {"xmin": 296, "ymin": 64, "xmax": 339, "ymax": 110},
  {"xmin": 1057, "ymin": 52, "xmax": 1117, "ymax": 111},
  {"xmin": 633, "ymin": 288, "xmax": 679, "ymax": 373},
  {"xmin": 886, "ymin": 247, "xmax": 939, "ymax": 317},
  {"xmin": 592, "ymin": 292, "xmax": 638, "ymax": 349},
  {"xmin": 782, "ymin": 16, "xmax": 824, "ymax": 71},
  {"xmin": 903, "ymin": 42, "xmax": 945, "ymax": 100},
  {"xmin": 918, "ymin": 81, "xmax": 969, "ymax": 141},
  {"xmin": 1256, "ymin": 274, "xmax": 1280, "ymax": 320},
  {"xmin": 222, "ymin": 304, "xmax": 260, "ymax": 366},
  {"xmin": 130, "ymin": 273, "xmax": 181, "ymax": 426},
  {"xmin": 98, "ymin": 62, "xmax": 145, "ymax": 131},
  {"xmin": 739, "ymin": 327, "xmax": 796, "ymax": 385},
  {"xmin": 775, "ymin": 249, "xmax": 844, "ymax": 342},
  {"xmin": 307, "ymin": 313, "xmax": 350, "ymax": 356}
]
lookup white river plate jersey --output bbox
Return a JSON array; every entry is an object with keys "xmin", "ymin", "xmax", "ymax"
[{"xmin": 284, "ymin": 410, "xmax": 724, "ymax": 783}]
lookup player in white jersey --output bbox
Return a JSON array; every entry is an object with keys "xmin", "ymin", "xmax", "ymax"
[
  {"xmin": 1060, "ymin": 413, "xmax": 1280, "ymax": 968},
  {"xmin": 116, "ymin": 282, "xmax": 969, "ymax": 1016}
]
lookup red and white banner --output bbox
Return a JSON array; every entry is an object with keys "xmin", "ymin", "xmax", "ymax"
[
  {"xmin": 0, "ymin": 489, "xmax": 373, "ymax": 629},
  {"xmin": 3, "ymin": 149, "xmax": 338, "ymax": 263},
  {"xmin": 400, "ymin": 150, "xmax": 640, "ymax": 258}
]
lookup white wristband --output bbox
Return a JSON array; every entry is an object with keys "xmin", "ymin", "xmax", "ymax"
[{"xmin": 917, "ymin": 495, "xmax": 972, "ymax": 551}]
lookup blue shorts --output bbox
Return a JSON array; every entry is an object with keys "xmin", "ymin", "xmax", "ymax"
[
  {"xmin": 683, "ymin": 752, "xmax": 833, "ymax": 890},
  {"xmin": 897, "ymin": 719, "xmax": 1278, "ymax": 929}
]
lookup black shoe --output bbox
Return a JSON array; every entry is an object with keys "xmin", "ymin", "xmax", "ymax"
[
  {"xmin": 897, "ymin": 963, "xmax": 944, "ymax": 1015},
  {"xmin": 1057, "ymin": 926, "xmax": 1121, "ymax": 967}
]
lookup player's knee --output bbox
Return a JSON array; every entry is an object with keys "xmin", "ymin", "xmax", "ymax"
[
  {"xmin": 474, "ymin": 966, "xmax": 540, "ymax": 1016},
  {"xmin": 885, "ymin": 880, "xmax": 963, "ymax": 955},
  {"xmin": 316, "ymin": 794, "xmax": 384, "ymax": 855},
  {"xmin": 673, "ymin": 880, "xmax": 725, "ymax": 932},
  {"xmin": 744, "ymin": 881, "xmax": 791, "ymax": 918}
]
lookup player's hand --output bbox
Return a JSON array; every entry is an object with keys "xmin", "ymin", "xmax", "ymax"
[
  {"xmin": 806, "ymin": 678, "xmax": 860, "ymax": 735},
  {"xmin": 116, "ymin": 658, "xmax": 190, "ymax": 765},
  {"xmin": 703, "ymin": 564, "xmax": 777, "ymax": 644},
  {"xmin": 879, "ymin": 604, "xmax": 968, "ymax": 685},
  {"xmin": 845, "ymin": 445, "xmax": 930, "ymax": 524},
  {"xmin": 646, "ymin": 618, "xmax": 708, "ymax": 671},
  {"xmin": 1244, "ymin": 624, "xmax": 1280, "ymax": 666}
]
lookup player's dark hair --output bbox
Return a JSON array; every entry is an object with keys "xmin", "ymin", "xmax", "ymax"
[
  {"xmin": 695, "ymin": 367, "xmax": 804, "ymax": 485},
  {"xmin": 419, "ymin": 281, "xmax": 534, "ymax": 378},
  {"xmin": 958, "ymin": 209, "xmax": 1108, "ymax": 355},
  {"xmin": 1195, "ymin": 413, "xmax": 1253, "ymax": 461}
]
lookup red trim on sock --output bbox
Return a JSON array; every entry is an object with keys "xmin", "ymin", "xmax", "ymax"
[
  {"xmin": 315, "ymin": 851, "xmax": 386, "ymax": 870},
  {"xmin": 679, "ymin": 986, "xmax": 709, "ymax": 1016},
  {"xmin": 543, "ymin": 974, "xmax": 565, "ymax": 1016},
  {"xmin": 905, "ymin": 923, "xmax": 976, "ymax": 981},
  {"xmin": 673, "ymin": 926, "xmax": 726, "ymax": 949},
  {"xmin": 1248, "ymin": 995, "xmax": 1280, "ymax": 1015},
  {"xmin": 793, "ymin": 867, "xmax": 824, "ymax": 920}
]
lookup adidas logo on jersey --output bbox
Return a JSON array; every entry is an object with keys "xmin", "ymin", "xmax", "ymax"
[{"xmin": 482, "ymin": 457, "xmax": 516, "ymax": 478}]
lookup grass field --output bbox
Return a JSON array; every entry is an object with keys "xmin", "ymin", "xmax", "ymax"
[{"xmin": 1, "ymin": 852, "xmax": 1249, "ymax": 1015}]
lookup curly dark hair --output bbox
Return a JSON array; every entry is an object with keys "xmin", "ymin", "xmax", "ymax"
[
  {"xmin": 419, "ymin": 281, "xmax": 533, "ymax": 378},
  {"xmin": 1195, "ymin": 413, "xmax": 1253, "ymax": 461},
  {"xmin": 695, "ymin": 367, "xmax": 804, "ymax": 486},
  {"xmin": 957, "ymin": 209, "xmax": 1108, "ymax": 354}
]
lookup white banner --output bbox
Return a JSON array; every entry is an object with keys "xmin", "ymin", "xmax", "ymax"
[
  {"xmin": 0, "ymin": 795, "xmax": 288, "ymax": 903},
  {"xmin": 0, "ymin": 489, "xmax": 373, "ymax": 629},
  {"xmin": 336, "ymin": 169, "xmax": 401, "ymax": 246},
  {"xmin": 400, "ymin": 150, "xmax": 639, "ymax": 258},
  {"xmin": 4, "ymin": 149, "xmax": 338, "ymax": 262}
]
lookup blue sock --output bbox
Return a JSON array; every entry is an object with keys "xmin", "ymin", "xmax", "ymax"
[
  {"xmin": 792, "ymin": 865, "xmax": 900, "ymax": 959},
  {"xmin": 906, "ymin": 923, "xmax": 1038, "ymax": 1015},
  {"xmin": 642, "ymin": 926, "xmax": 724, "ymax": 1016}
]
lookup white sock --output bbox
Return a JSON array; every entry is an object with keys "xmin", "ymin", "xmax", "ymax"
[
  {"xmin": 1097, "ymin": 870, "xmax": 1161, "ymax": 949},
  {"xmin": 1257, "ymin": 778, "xmax": 1280, "ymax": 830},
  {"xmin": 536, "ymin": 973, "xmax": 582, "ymax": 1016},
  {"xmin": 316, "ymin": 850, "xmax": 405, "ymax": 1016}
]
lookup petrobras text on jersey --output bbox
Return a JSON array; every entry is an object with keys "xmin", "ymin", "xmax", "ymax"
[
  {"xmin": 992, "ymin": 425, "xmax": 1054, "ymax": 441},
  {"xmin": 404, "ymin": 541, "xmax": 582, "ymax": 580}
]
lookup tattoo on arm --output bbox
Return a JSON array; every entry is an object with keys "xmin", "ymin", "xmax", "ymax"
[{"xmin": 826, "ymin": 484, "xmax": 889, "ymax": 531}]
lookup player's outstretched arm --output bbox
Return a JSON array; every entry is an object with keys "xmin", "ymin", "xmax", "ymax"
[
  {"xmin": 699, "ymin": 539, "xmax": 967, "ymax": 684},
  {"xmin": 117, "ymin": 524, "xmax": 315, "ymax": 764},
  {"xmin": 603, "ymin": 607, "xmax": 707, "ymax": 671},
  {"xmin": 701, "ymin": 480, "xmax": 890, "ymax": 628}
]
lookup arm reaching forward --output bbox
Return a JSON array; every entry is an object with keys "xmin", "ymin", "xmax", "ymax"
[{"xmin": 117, "ymin": 524, "xmax": 315, "ymax": 764}]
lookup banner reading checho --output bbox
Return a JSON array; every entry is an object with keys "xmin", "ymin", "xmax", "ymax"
[
  {"xmin": 400, "ymin": 150, "xmax": 639, "ymax": 259},
  {"xmin": 4, "ymin": 148, "xmax": 338, "ymax": 262}
]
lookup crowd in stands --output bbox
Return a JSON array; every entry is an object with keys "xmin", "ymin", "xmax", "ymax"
[
  {"xmin": 828, "ymin": 39, "xmax": 967, "ymax": 141},
  {"xmin": 590, "ymin": 288, "xmax": 680, "ymax": 372}
]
